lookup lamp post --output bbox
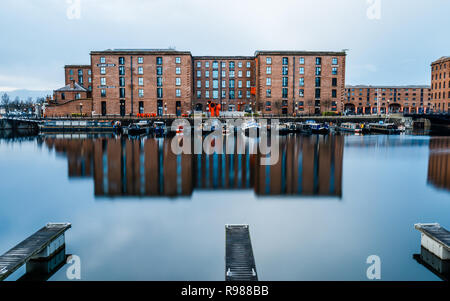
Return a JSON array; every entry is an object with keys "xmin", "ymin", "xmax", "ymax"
[{"xmin": 79, "ymin": 103, "xmax": 83, "ymax": 117}]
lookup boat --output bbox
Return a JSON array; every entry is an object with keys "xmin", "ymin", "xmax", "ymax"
[
  {"xmin": 337, "ymin": 122, "xmax": 363, "ymax": 134},
  {"xmin": 126, "ymin": 121, "xmax": 150, "ymax": 136},
  {"xmin": 39, "ymin": 120, "xmax": 117, "ymax": 133},
  {"xmin": 305, "ymin": 120, "xmax": 329, "ymax": 135},
  {"xmin": 151, "ymin": 121, "xmax": 167, "ymax": 137},
  {"xmin": 242, "ymin": 120, "xmax": 261, "ymax": 136},
  {"xmin": 295, "ymin": 123, "xmax": 312, "ymax": 135},
  {"xmin": 368, "ymin": 122, "xmax": 400, "ymax": 134}
]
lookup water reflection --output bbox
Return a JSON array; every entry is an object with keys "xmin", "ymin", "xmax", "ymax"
[
  {"xmin": 43, "ymin": 135, "xmax": 344, "ymax": 199},
  {"xmin": 427, "ymin": 137, "xmax": 450, "ymax": 192}
]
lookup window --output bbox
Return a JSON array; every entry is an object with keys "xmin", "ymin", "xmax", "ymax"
[
  {"xmin": 213, "ymin": 80, "xmax": 219, "ymax": 89},
  {"xmin": 197, "ymin": 70, "xmax": 201, "ymax": 78},
  {"xmin": 238, "ymin": 80, "xmax": 242, "ymax": 88},
  {"xmin": 266, "ymin": 89, "xmax": 271, "ymax": 97},
  {"xmin": 229, "ymin": 62, "xmax": 235, "ymax": 69},
  {"xmin": 100, "ymin": 78, "xmax": 106, "ymax": 86},
  {"xmin": 221, "ymin": 62, "xmax": 226, "ymax": 68},
  {"xmin": 238, "ymin": 90, "xmax": 243, "ymax": 98},
  {"xmin": 238, "ymin": 62, "xmax": 242, "ymax": 68},
  {"xmin": 138, "ymin": 67, "xmax": 144, "ymax": 75},
  {"xmin": 315, "ymin": 88, "xmax": 321, "ymax": 98},
  {"xmin": 176, "ymin": 78, "xmax": 181, "ymax": 86},
  {"xmin": 119, "ymin": 57, "xmax": 125, "ymax": 65},
  {"xmin": 101, "ymin": 89, "xmax": 106, "ymax": 97},
  {"xmin": 238, "ymin": 70, "xmax": 242, "ymax": 77},
  {"xmin": 197, "ymin": 80, "xmax": 201, "ymax": 88},
  {"xmin": 120, "ymin": 88, "xmax": 125, "ymax": 98},
  {"xmin": 229, "ymin": 90, "xmax": 235, "ymax": 99},
  {"xmin": 246, "ymin": 81, "xmax": 251, "ymax": 88},
  {"xmin": 176, "ymin": 57, "xmax": 181, "ymax": 64},
  {"xmin": 266, "ymin": 67, "xmax": 272, "ymax": 74},
  {"xmin": 139, "ymin": 89, "xmax": 144, "ymax": 98},
  {"xmin": 315, "ymin": 77, "xmax": 321, "ymax": 87},
  {"xmin": 213, "ymin": 90, "xmax": 219, "ymax": 99},
  {"xmin": 266, "ymin": 57, "xmax": 272, "ymax": 64},
  {"xmin": 75, "ymin": 93, "xmax": 81, "ymax": 100},
  {"xmin": 246, "ymin": 62, "xmax": 251, "ymax": 68},
  {"xmin": 282, "ymin": 67, "xmax": 288, "ymax": 75},
  {"xmin": 266, "ymin": 78, "xmax": 271, "ymax": 86},
  {"xmin": 176, "ymin": 89, "xmax": 181, "ymax": 97},
  {"xmin": 138, "ymin": 57, "xmax": 144, "ymax": 64},
  {"xmin": 282, "ymin": 57, "xmax": 288, "ymax": 65},
  {"xmin": 299, "ymin": 67, "xmax": 304, "ymax": 75},
  {"xmin": 119, "ymin": 77, "xmax": 125, "ymax": 87},
  {"xmin": 316, "ymin": 67, "xmax": 321, "ymax": 76},
  {"xmin": 316, "ymin": 57, "xmax": 322, "ymax": 65},
  {"xmin": 332, "ymin": 58, "xmax": 338, "ymax": 65},
  {"xmin": 212, "ymin": 61, "xmax": 218, "ymax": 69},
  {"xmin": 119, "ymin": 66, "xmax": 125, "ymax": 75},
  {"xmin": 229, "ymin": 79, "xmax": 235, "ymax": 88},
  {"xmin": 299, "ymin": 57, "xmax": 305, "ymax": 64},
  {"xmin": 157, "ymin": 77, "xmax": 163, "ymax": 87},
  {"xmin": 157, "ymin": 66, "xmax": 162, "ymax": 75},
  {"xmin": 156, "ymin": 57, "xmax": 163, "ymax": 65},
  {"xmin": 205, "ymin": 80, "xmax": 210, "ymax": 88},
  {"xmin": 205, "ymin": 91, "xmax": 210, "ymax": 98},
  {"xmin": 139, "ymin": 101, "xmax": 144, "ymax": 114},
  {"xmin": 88, "ymin": 70, "xmax": 91, "ymax": 75},
  {"xmin": 299, "ymin": 89, "xmax": 304, "ymax": 97},
  {"xmin": 100, "ymin": 57, "xmax": 106, "ymax": 64},
  {"xmin": 197, "ymin": 61, "xmax": 201, "ymax": 68},
  {"xmin": 100, "ymin": 67, "xmax": 106, "ymax": 75},
  {"xmin": 205, "ymin": 71, "xmax": 210, "ymax": 78},
  {"xmin": 332, "ymin": 89, "xmax": 337, "ymax": 98},
  {"xmin": 212, "ymin": 70, "xmax": 218, "ymax": 78},
  {"xmin": 230, "ymin": 71, "xmax": 235, "ymax": 78},
  {"xmin": 157, "ymin": 88, "xmax": 163, "ymax": 98},
  {"xmin": 282, "ymin": 88, "xmax": 288, "ymax": 98},
  {"xmin": 222, "ymin": 71, "xmax": 226, "ymax": 77},
  {"xmin": 282, "ymin": 77, "xmax": 288, "ymax": 87},
  {"xmin": 205, "ymin": 62, "xmax": 210, "ymax": 68},
  {"xmin": 221, "ymin": 90, "xmax": 226, "ymax": 98},
  {"xmin": 299, "ymin": 78, "xmax": 304, "ymax": 87},
  {"xmin": 332, "ymin": 67, "xmax": 338, "ymax": 75},
  {"xmin": 138, "ymin": 78, "xmax": 144, "ymax": 86},
  {"xmin": 176, "ymin": 67, "xmax": 181, "ymax": 75},
  {"xmin": 222, "ymin": 80, "xmax": 226, "ymax": 88},
  {"xmin": 332, "ymin": 78, "xmax": 337, "ymax": 87},
  {"xmin": 246, "ymin": 71, "xmax": 251, "ymax": 77},
  {"xmin": 196, "ymin": 91, "xmax": 202, "ymax": 98},
  {"xmin": 78, "ymin": 69, "xmax": 83, "ymax": 76}
]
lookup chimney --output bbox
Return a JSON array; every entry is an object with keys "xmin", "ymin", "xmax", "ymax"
[{"xmin": 70, "ymin": 80, "xmax": 76, "ymax": 89}]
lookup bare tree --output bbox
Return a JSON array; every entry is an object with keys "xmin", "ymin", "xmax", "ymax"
[{"xmin": 1, "ymin": 93, "xmax": 10, "ymax": 113}]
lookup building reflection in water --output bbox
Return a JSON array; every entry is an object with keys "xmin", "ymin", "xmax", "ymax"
[
  {"xmin": 427, "ymin": 137, "xmax": 450, "ymax": 192},
  {"xmin": 44, "ymin": 134, "xmax": 344, "ymax": 199}
]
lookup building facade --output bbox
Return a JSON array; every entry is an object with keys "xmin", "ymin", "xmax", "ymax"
[
  {"xmin": 345, "ymin": 85, "xmax": 432, "ymax": 114},
  {"xmin": 45, "ymin": 48, "xmax": 350, "ymax": 117},
  {"xmin": 192, "ymin": 56, "xmax": 256, "ymax": 113},
  {"xmin": 255, "ymin": 51, "xmax": 347, "ymax": 115},
  {"xmin": 431, "ymin": 56, "xmax": 450, "ymax": 113}
]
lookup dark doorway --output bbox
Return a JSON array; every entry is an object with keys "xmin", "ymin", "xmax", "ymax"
[
  {"xmin": 176, "ymin": 101, "xmax": 181, "ymax": 117},
  {"xmin": 101, "ymin": 101, "xmax": 106, "ymax": 116},
  {"xmin": 139, "ymin": 101, "xmax": 144, "ymax": 114},
  {"xmin": 157, "ymin": 100, "xmax": 163, "ymax": 116},
  {"xmin": 120, "ymin": 100, "xmax": 125, "ymax": 117}
]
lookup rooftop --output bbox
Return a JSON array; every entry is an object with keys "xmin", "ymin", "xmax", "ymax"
[
  {"xmin": 54, "ymin": 82, "xmax": 87, "ymax": 92},
  {"xmin": 346, "ymin": 85, "xmax": 431, "ymax": 89},
  {"xmin": 254, "ymin": 50, "xmax": 347, "ymax": 56},
  {"xmin": 90, "ymin": 48, "xmax": 192, "ymax": 55},
  {"xmin": 431, "ymin": 56, "xmax": 450, "ymax": 65}
]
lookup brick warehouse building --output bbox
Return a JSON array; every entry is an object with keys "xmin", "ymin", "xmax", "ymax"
[
  {"xmin": 345, "ymin": 85, "xmax": 432, "ymax": 114},
  {"xmin": 431, "ymin": 56, "xmax": 450, "ymax": 113},
  {"xmin": 255, "ymin": 51, "xmax": 347, "ymax": 115},
  {"xmin": 45, "ymin": 48, "xmax": 348, "ymax": 117}
]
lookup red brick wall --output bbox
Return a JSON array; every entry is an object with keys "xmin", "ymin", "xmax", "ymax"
[
  {"xmin": 431, "ymin": 57, "xmax": 450, "ymax": 113},
  {"xmin": 65, "ymin": 65, "xmax": 92, "ymax": 90},
  {"xmin": 45, "ymin": 98, "xmax": 93, "ymax": 117}
]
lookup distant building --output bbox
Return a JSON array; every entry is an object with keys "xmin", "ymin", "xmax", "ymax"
[
  {"xmin": 431, "ymin": 56, "xmax": 450, "ymax": 113},
  {"xmin": 345, "ymin": 85, "xmax": 432, "ymax": 114}
]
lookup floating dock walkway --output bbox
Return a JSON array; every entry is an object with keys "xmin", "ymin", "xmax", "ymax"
[
  {"xmin": 225, "ymin": 225, "xmax": 258, "ymax": 281},
  {"xmin": 415, "ymin": 223, "xmax": 450, "ymax": 260},
  {"xmin": 0, "ymin": 223, "xmax": 71, "ymax": 281}
]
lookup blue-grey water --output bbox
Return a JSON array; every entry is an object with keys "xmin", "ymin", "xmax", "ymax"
[{"xmin": 0, "ymin": 133, "xmax": 449, "ymax": 281}]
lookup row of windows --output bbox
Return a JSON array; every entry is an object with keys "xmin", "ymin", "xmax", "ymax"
[
  {"xmin": 265, "ymin": 57, "xmax": 338, "ymax": 65},
  {"xmin": 433, "ymin": 81, "xmax": 450, "ymax": 89},
  {"xmin": 68, "ymin": 69, "xmax": 91, "ymax": 76},
  {"xmin": 196, "ymin": 70, "xmax": 251, "ymax": 78},
  {"xmin": 432, "ymin": 91, "xmax": 450, "ymax": 99},
  {"xmin": 265, "ymin": 66, "xmax": 338, "ymax": 75},
  {"xmin": 100, "ymin": 66, "xmax": 183, "ymax": 76},
  {"xmin": 196, "ymin": 61, "xmax": 251, "ymax": 69},
  {"xmin": 266, "ymin": 77, "xmax": 338, "ymax": 87},
  {"xmin": 347, "ymin": 88, "xmax": 430, "ymax": 92},
  {"xmin": 99, "ymin": 56, "xmax": 182, "ymax": 65},
  {"xmin": 100, "ymin": 77, "xmax": 182, "ymax": 86},
  {"xmin": 196, "ymin": 80, "xmax": 251, "ymax": 89},
  {"xmin": 265, "ymin": 88, "xmax": 337, "ymax": 99},
  {"xmin": 196, "ymin": 90, "xmax": 252, "ymax": 99},
  {"xmin": 100, "ymin": 88, "xmax": 181, "ymax": 99}
]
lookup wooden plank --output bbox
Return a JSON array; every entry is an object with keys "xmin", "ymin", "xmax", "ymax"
[
  {"xmin": 0, "ymin": 223, "xmax": 71, "ymax": 281},
  {"xmin": 415, "ymin": 223, "xmax": 450, "ymax": 250},
  {"xmin": 225, "ymin": 225, "xmax": 258, "ymax": 281}
]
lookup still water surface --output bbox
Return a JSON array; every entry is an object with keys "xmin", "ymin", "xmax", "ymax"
[{"xmin": 0, "ymin": 134, "xmax": 449, "ymax": 281}]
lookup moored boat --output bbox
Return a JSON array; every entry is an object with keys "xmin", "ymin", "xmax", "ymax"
[{"xmin": 368, "ymin": 122, "xmax": 400, "ymax": 134}]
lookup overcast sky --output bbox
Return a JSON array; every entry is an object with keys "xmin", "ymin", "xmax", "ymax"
[{"xmin": 0, "ymin": 0, "xmax": 449, "ymax": 91}]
